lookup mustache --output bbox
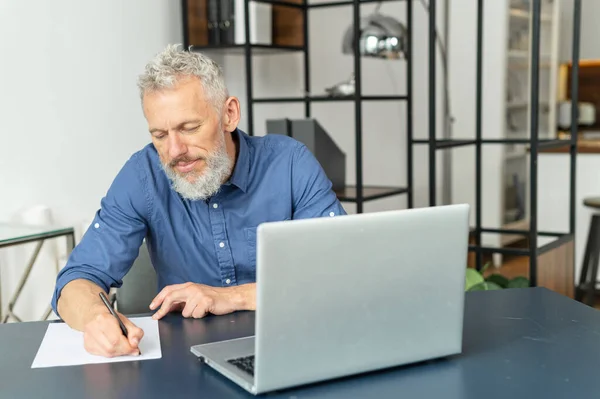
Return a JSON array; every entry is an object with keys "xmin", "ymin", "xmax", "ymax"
[{"xmin": 168, "ymin": 155, "xmax": 204, "ymax": 168}]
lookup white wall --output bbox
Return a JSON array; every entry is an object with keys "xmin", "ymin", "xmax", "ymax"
[
  {"xmin": 0, "ymin": 0, "xmax": 182, "ymax": 321},
  {"xmin": 559, "ymin": 0, "xmax": 600, "ymax": 62}
]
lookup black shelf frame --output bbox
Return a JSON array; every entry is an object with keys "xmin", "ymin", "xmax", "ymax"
[
  {"xmin": 252, "ymin": 95, "xmax": 408, "ymax": 103},
  {"xmin": 417, "ymin": 0, "xmax": 581, "ymax": 289},
  {"xmin": 187, "ymin": 44, "xmax": 305, "ymax": 53},
  {"xmin": 181, "ymin": 0, "xmax": 582, "ymax": 289},
  {"xmin": 182, "ymin": 0, "xmax": 413, "ymax": 212}
]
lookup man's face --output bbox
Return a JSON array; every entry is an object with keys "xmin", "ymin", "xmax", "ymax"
[{"xmin": 143, "ymin": 76, "xmax": 232, "ymax": 200}]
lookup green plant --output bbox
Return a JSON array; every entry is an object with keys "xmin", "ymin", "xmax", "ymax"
[{"xmin": 465, "ymin": 262, "xmax": 530, "ymax": 291}]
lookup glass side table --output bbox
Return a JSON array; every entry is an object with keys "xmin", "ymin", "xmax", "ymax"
[{"xmin": 0, "ymin": 223, "xmax": 75, "ymax": 323}]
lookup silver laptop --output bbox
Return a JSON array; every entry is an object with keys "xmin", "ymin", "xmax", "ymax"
[{"xmin": 191, "ymin": 204, "xmax": 470, "ymax": 395}]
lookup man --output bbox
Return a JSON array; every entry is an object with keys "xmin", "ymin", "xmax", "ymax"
[{"xmin": 51, "ymin": 44, "xmax": 346, "ymax": 358}]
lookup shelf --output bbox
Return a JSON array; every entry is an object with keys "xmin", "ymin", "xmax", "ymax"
[
  {"xmin": 184, "ymin": 0, "xmax": 304, "ymax": 49},
  {"xmin": 506, "ymin": 100, "xmax": 550, "ymax": 110},
  {"xmin": 506, "ymin": 130, "xmax": 552, "ymax": 138},
  {"xmin": 435, "ymin": 140, "xmax": 476, "ymax": 149},
  {"xmin": 253, "ymin": 0, "xmax": 304, "ymax": 8},
  {"xmin": 508, "ymin": 50, "xmax": 551, "ymax": 60},
  {"xmin": 412, "ymin": 139, "xmax": 487, "ymax": 147},
  {"xmin": 538, "ymin": 234, "xmax": 574, "ymax": 255},
  {"xmin": 506, "ymin": 100, "xmax": 528, "ymax": 109},
  {"xmin": 189, "ymin": 44, "xmax": 304, "ymax": 55},
  {"xmin": 509, "ymin": 8, "xmax": 553, "ymax": 22},
  {"xmin": 536, "ymin": 139, "xmax": 571, "ymax": 150},
  {"xmin": 500, "ymin": 218, "xmax": 529, "ymax": 246},
  {"xmin": 508, "ymin": 61, "xmax": 552, "ymax": 69},
  {"xmin": 410, "ymin": 139, "xmax": 476, "ymax": 150},
  {"xmin": 412, "ymin": 139, "xmax": 567, "ymax": 146},
  {"xmin": 505, "ymin": 150, "xmax": 527, "ymax": 160},
  {"xmin": 334, "ymin": 186, "xmax": 409, "ymax": 202},
  {"xmin": 413, "ymin": 139, "xmax": 530, "ymax": 145},
  {"xmin": 539, "ymin": 138, "xmax": 600, "ymax": 154},
  {"xmin": 468, "ymin": 232, "xmax": 573, "ymax": 256},
  {"xmin": 508, "ymin": 49, "xmax": 529, "ymax": 59},
  {"xmin": 478, "ymin": 227, "xmax": 563, "ymax": 238},
  {"xmin": 253, "ymin": 95, "xmax": 407, "ymax": 103},
  {"xmin": 308, "ymin": 0, "xmax": 401, "ymax": 9},
  {"xmin": 482, "ymin": 139, "xmax": 530, "ymax": 144}
]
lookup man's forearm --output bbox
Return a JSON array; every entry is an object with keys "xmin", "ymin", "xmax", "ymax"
[
  {"xmin": 234, "ymin": 283, "xmax": 256, "ymax": 311},
  {"xmin": 56, "ymin": 279, "xmax": 111, "ymax": 331}
]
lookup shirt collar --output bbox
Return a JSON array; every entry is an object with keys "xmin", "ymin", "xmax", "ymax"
[{"xmin": 226, "ymin": 128, "xmax": 250, "ymax": 193}]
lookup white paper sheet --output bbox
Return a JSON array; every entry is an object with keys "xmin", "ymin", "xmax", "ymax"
[{"xmin": 31, "ymin": 317, "xmax": 162, "ymax": 368}]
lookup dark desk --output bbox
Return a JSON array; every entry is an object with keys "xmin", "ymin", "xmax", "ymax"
[{"xmin": 2, "ymin": 287, "xmax": 600, "ymax": 398}]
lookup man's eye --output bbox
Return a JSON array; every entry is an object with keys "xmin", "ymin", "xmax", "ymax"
[
  {"xmin": 153, "ymin": 133, "xmax": 167, "ymax": 140},
  {"xmin": 184, "ymin": 125, "xmax": 200, "ymax": 133}
]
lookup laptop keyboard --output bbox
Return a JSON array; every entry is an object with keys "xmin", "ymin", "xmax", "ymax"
[{"xmin": 228, "ymin": 355, "xmax": 255, "ymax": 376}]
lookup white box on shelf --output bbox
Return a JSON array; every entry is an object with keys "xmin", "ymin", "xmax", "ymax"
[{"xmin": 234, "ymin": 0, "xmax": 272, "ymax": 45}]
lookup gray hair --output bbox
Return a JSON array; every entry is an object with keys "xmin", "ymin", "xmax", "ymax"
[{"xmin": 137, "ymin": 44, "xmax": 229, "ymax": 112}]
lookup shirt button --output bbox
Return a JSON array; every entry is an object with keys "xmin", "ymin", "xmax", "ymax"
[
  {"xmin": 213, "ymin": 203, "xmax": 218, "ymax": 209},
  {"xmin": 94, "ymin": 223, "xmax": 100, "ymax": 228},
  {"xmin": 219, "ymin": 242, "xmax": 225, "ymax": 248},
  {"xmin": 329, "ymin": 212, "xmax": 335, "ymax": 217},
  {"xmin": 225, "ymin": 279, "xmax": 231, "ymax": 284}
]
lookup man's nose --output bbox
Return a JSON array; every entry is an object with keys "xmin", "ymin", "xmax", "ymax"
[{"xmin": 167, "ymin": 133, "xmax": 187, "ymax": 160}]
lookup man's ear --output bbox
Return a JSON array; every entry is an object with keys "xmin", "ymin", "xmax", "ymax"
[{"xmin": 223, "ymin": 96, "xmax": 241, "ymax": 132}]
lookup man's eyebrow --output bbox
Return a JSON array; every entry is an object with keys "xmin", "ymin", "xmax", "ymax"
[
  {"xmin": 149, "ymin": 127, "xmax": 165, "ymax": 134},
  {"xmin": 178, "ymin": 119, "xmax": 203, "ymax": 127},
  {"xmin": 149, "ymin": 120, "xmax": 203, "ymax": 134}
]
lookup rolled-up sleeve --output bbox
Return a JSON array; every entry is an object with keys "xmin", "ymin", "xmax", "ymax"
[
  {"xmin": 51, "ymin": 153, "xmax": 150, "ymax": 316},
  {"xmin": 291, "ymin": 143, "xmax": 347, "ymax": 220}
]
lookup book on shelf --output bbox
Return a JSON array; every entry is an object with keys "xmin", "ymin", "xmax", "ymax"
[
  {"xmin": 207, "ymin": 0, "xmax": 220, "ymax": 45},
  {"xmin": 205, "ymin": 0, "xmax": 272, "ymax": 46}
]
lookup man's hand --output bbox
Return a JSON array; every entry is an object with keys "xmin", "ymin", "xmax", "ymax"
[
  {"xmin": 83, "ymin": 307, "xmax": 144, "ymax": 358},
  {"xmin": 149, "ymin": 282, "xmax": 256, "ymax": 320}
]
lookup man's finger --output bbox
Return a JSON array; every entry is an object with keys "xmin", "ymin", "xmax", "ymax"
[
  {"xmin": 114, "ymin": 334, "xmax": 138, "ymax": 357},
  {"xmin": 152, "ymin": 288, "xmax": 189, "ymax": 320},
  {"xmin": 96, "ymin": 314, "xmax": 138, "ymax": 357},
  {"xmin": 83, "ymin": 329, "xmax": 105, "ymax": 357},
  {"xmin": 181, "ymin": 293, "xmax": 203, "ymax": 318},
  {"xmin": 191, "ymin": 303, "xmax": 209, "ymax": 318},
  {"xmin": 150, "ymin": 283, "xmax": 188, "ymax": 310},
  {"xmin": 191, "ymin": 296, "xmax": 213, "ymax": 319},
  {"xmin": 181, "ymin": 302, "xmax": 197, "ymax": 318},
  {"xmin": 119, "ymin": 314, "xmax": 144, "ymax": 350},
  {"xmin": 152, "ymin": 300, "xmax": 183, "ymax": 320},
  {"xmin": 95, "ymin": 325, "xmax": 131, "ymax": 357}
]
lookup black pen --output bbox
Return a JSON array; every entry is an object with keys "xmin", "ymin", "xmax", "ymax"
[{"xmin": 99, "ymin": 291, "xmax": 141, "ymax": 355}]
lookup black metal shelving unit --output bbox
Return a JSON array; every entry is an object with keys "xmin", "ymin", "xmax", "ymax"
[
  {"xmin": 182, "ymin": 0, "xmax": 413, "ymax": 213},
  {"xmin": 182, "ymin": 0, "xmax": 582, "ymax": 289},
  {"xmin": 414, "ymin": 0, "xmax": 582, "ymax": 288}
]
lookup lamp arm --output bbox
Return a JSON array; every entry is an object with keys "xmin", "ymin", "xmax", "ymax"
[{"xmin": 417, "ymin": 0, "xmax": 453, "ymax": 126}]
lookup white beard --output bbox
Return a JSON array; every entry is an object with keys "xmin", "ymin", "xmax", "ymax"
[{"xmin": 161, "ymin": 133, "xmax": 233, "ymax": 201}]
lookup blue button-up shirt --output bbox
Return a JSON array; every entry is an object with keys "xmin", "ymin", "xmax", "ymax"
[{"xmin": 51, "ymin": 128, "xmax": 346, "ymax": 314}]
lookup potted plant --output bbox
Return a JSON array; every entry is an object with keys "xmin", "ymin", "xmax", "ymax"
[{"xmin": 465, "ymin": 262, "xmax": 530, "ymax": 291}]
